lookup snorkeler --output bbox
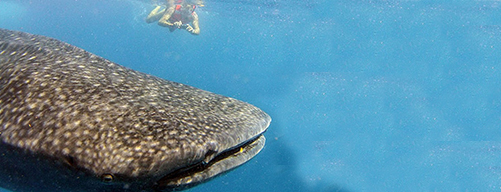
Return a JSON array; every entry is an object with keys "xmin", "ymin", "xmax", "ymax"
[{"xmin": 146, "ymin": 0, "xmax": 200, "ymax": 35}]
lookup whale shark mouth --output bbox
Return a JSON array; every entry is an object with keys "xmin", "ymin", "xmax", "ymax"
[{"xmin": 154, "ymin": 134, "xmax": 266, "ymax": 191}]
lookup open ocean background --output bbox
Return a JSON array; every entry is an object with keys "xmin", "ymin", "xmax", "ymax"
[{"xmin": 2, "ymin": 0, "xmax": 501, "ymax": 191}]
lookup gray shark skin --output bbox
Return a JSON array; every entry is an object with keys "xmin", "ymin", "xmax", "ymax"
[{"xmin": 0, "ymin": 28, "xmax": 271, "ymax": 192}]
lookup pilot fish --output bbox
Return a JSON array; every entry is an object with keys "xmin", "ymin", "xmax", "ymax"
[{"xmin": 0, "ymin": 28, "xmax": 271, "ymax": 192}]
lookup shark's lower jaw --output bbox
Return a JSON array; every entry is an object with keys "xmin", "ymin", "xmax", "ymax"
[{"xmin": 154, "ymin": 134, "xmax": 266, "ymax": 191}]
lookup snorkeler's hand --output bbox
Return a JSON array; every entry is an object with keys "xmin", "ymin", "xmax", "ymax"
[
  {"xmin": 185, "ymin": 24, "xmax": 194, "ymax": 32},
  {"xmin": 173, "ymin": 21, "xmax": 182, "ymax": 28},
  {"xmin": 185, "ymin": 24, "xmax": 200, "ymax": 35}
]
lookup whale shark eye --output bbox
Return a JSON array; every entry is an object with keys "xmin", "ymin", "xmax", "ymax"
[{"xmin": 101, "ymin": 174, "xmax": 114, "ymax": 183}]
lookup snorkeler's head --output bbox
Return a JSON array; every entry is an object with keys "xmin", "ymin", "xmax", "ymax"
[{"xmin": 179, "ymin": 3, "xmax": 195, "ymax": 13}]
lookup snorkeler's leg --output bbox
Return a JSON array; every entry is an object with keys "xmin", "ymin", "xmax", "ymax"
[
  {"xmin": 158, "ymin": 6, "xmax": 175, "ymax": 27},
  {"xmin": 146, "ymin": 6, "xmax": 166, "ymax": 23}
]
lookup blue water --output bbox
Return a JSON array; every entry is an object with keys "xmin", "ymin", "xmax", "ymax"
[{"xmin": 1, "ymin": 0, "xmax": 501, "ymax": 191}]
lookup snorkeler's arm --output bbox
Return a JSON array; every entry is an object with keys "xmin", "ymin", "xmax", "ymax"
[
  {"xmin": 189, "ymin": 12, "xmax": 200, "ymax": 35},
  {"xmin": 158, "ymin": 6, "xmax": 176, "ymax": 27}
]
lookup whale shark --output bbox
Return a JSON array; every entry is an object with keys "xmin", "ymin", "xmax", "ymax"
[{"xmin": 0, "ymin": 28, "xmax": 271, "ymax": 192}]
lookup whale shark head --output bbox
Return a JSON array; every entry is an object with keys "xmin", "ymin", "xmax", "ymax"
[{"xmin": 0, "ymin": 28, "xmax": 271, "ymax": 192}]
